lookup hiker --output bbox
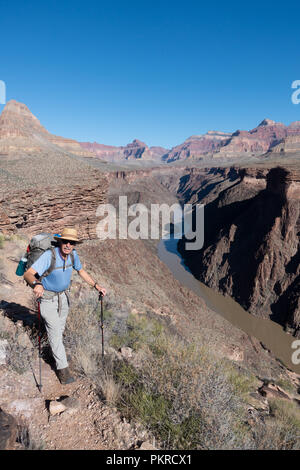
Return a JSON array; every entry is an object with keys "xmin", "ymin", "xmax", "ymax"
[{"xmin": 23, "ymin": 227, "xmax": 106, "ymax": 385}]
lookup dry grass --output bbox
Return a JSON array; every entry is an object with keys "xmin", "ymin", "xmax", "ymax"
[
  {"xmin": 252, "ymin": 398, "xmax": 300, "ymax": 450},
  {"xmin": 65, "ymin": 293, "xmax": 300, "ymax": 450},
  {"xmin": 64, "ymin": 291, "xmax": 103, "ymax": 376},
  {"xmin": 64, "ymin": 288, "xmax": 121, "ymax": 377},
  {"xmin": 98, "ymin": 371, "xmax": 122, "ymax": 406},
  {"xmin": 112, "ymin": 321, "xmax": 252, "ymax": 449}
]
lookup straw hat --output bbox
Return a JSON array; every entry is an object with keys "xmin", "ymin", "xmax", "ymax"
[{"xmin": 54, "ymin": 227, "xmax": 81, "ymax": 243}]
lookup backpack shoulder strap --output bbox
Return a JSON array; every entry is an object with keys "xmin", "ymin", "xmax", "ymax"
[
  {"xmin": 40, "ymin": 247, "xmax": 56, "ymax": 280},
  {"xmin": 71, "ymin": 250, "xmax": 75, "ymax": 269}
]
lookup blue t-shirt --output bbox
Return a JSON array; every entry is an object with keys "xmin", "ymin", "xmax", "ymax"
[{"xmin": 31, "ymin": 247, "xmax": 82, "ymax": 292}]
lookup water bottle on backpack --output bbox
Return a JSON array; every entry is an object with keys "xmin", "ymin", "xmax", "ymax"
[
  {"xmin": 15, "ymin": 233, "xmax": 61, "ymax": 277},
  {"xmin": 16, "ymin": 256, "xmax": 28, "ymax": 276}
]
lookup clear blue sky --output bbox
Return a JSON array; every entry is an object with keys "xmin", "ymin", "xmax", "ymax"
[{"xmin": 1, "ymin": 0, "xmax": 300, "ymax": 148}]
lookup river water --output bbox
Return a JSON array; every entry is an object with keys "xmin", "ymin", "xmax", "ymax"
[{"xmin": 158, "ymin": 236, "xmax": 300, "ymax": 374}]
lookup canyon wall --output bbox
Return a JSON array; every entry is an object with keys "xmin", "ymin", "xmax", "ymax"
[
  {"xmin": 0, "ymin": 178, "xmax": 108, "ymax": 240},
  {"xmin": 177, "ymin": 166, "xmax": 300, "ymax": 336}
]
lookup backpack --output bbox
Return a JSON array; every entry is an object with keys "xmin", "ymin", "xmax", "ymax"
[{"xmin": 16, "ymin": 233, "xmax": 75, "ymax": 280}]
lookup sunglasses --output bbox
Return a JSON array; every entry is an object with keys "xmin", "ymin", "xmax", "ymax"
[{"xmin": 61, "ymin": 239, "xmax": 76, "ymax": 246}]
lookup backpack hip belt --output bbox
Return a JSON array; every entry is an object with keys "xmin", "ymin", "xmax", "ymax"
[{"xmin": 42, "ymin": 289, "xmax": 71, "ymax": 316}]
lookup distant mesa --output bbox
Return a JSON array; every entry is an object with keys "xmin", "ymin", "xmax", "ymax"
[
  {"xmin": 80, "ymin": 138, "xmax": 168, "ymax": 162},
  {"xmin": 1, "ymin": 100, "xmax": 300, "ymax": 162}
]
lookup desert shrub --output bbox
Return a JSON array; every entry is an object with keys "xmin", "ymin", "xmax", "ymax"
[
  {"xmin": 275, "ymin": 378, "xmax": 297, "ymax": 395},
  {"xmin": 0, "ymin": 329, "xmax": 10, "ymax": 341},
  {"xmin": 64, "ymin": 291, "xmax": 103, "ymax": 376},
  {"xmin": 66, "ymin": 294, "xmax": 299, "ymax": 450},
  {"xmin": 114, "ymin": 361, "xmax": 139, "ymax": 386},
  {"xmin": 0, "ymin": 233, "xmax": 5, "ymax": 249},
  {"xmin": 97, "ymin": 370, "xmax": 122, "ymax": 406},
  {"xmin": 260, "ymin": 399, "xmax": 300, "ymax": 450},
  {"xmin": 6, "ymin": 340, "xmax": 34, "ymax": 375},
  {"xmin": 226, "ymin": 366, "xmax": 257, "ymax": 399},
  {"xmin": 110, "ymin": 313, "xmax": 163, "ymax": 351},
  {"xmin": 105, "ymin": 314, "xmax": 252, "ymax": 449},
  {"xmin": 251, "ymin": 399, "xmax": 300, "ymax": 450},
  {"xmin": 0, "ymin": 312, "xmax": 40, "ymax": 375}
]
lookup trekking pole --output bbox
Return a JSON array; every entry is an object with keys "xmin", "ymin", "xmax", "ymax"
[
  {"xmin": 37, "ymin": 298, "xmax": 42, "ymax": 392},
  {"xmin": 99, "ymin": 292, "xmax": 104, "ymax": 362}
]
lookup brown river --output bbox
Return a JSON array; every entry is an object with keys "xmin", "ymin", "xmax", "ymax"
[{"xmin": 158, "ymin": 236, "xmax": 300, "ymax": 374}]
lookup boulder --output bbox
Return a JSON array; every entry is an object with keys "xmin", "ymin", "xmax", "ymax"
[
  {"xmin": 119, "ymin": 347, "xmax": 133, "ymax": 359},
  {"xmin": 139, "ymin": 441, "xmax": 157, "ymax": 450},
  {"xmin": 59, "ymin": 396, "xmax": 80, "ymax": 415},
  {"xmin": 49, "ymin": 401, "xmax": 67, "ymax": 416},
  {"xmin": 258, "ymin": 383, "xmax": 293, "ymax": 401},
  {"xmin": 6, "ymin": 398, "xmax": 44, "ymax": 419}
]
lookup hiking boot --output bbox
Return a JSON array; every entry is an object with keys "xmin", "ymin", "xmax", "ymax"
[{"xmin": 57, "ymin": 367, "xmax": 75, "ymax": 385}]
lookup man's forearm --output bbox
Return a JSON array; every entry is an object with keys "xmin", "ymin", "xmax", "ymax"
[
  {"xmin": 78, "ymin": 269, "xmax": 97, "ymax": 287},
  {"xmin": 24, "ymin": 268, "xmax": 39, "ymax": 287}
]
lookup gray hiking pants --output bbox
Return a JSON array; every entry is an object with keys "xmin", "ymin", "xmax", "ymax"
[{"xmin": 40, "ymin": 291, "xmax": 70, "ymax": 370}]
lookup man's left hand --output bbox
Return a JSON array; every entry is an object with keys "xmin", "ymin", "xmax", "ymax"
[{"xmin": 95, "ymin": 284, "xmax": 106, "ymax": 296}]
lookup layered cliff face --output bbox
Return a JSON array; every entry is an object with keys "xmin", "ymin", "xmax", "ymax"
[
  {"xmin": 272, "ymin": 135, "xmax": 300, "ymax": 153},
  {"xmin": 217, "ymin": 120, "xmax": 287, "ymax": 157},
  {"xmin": 163, "ymin": 119, "xmax": 300, "ymax": 162},
  {"xmin": 0, "ymin": 100, "xmax": 49, "ymax": 154},
  {"xmin": 80, "ymin": 141, "xmax": 124, "ymax": 161},
  {"xmin": 0, "ymin": 101, "xmax": 109, "ymax": 238},
  {"xmin": 164, "ymin": 131, "xmax": 232, "ymax": 162},
  {"xmin": 0, "ymin": 100, "xmax": 48, "ymax": 138},
  {"xmin": 0, "ymin": 100, "xmax": 94, "ymax": 157},
  {"xmin": 0, "ymin": 170, "xmax": 108, "ymax": 239},
  {"xmin": 178, "ymin": 166, "xmax": 300, "ymax": 336},
  {"xmin": 259, "ymin": 121, "xmax": 300, "ymax": 155}
]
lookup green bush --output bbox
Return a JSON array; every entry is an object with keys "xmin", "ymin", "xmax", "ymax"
[
  {"xmin": 110, "ymin": 313, "xmax": 163, "ymax": 351},
  {"xmin": 7, "ymin": 342, "xmax": 34, "ymax": 375},
  {"xmin": 0, "ymin": 233, "xmax": 5, "ymax": 249},
  {"xmin": 226, "ymin": 365, "xmax": 257, "ymax": 399},
  {"xmin": 105, "ymin": 314, "xmax": 251, "ymax": 449}
]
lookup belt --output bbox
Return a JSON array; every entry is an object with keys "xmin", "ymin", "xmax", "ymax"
[{"xmin": 42, "ymin": 289, "xmax": 70, "ymax": 316}]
